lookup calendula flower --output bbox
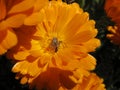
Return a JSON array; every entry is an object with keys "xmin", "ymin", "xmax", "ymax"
[
  {"xmin": 29, "ymin": 68, "xmax": 105, "ymax": 90},
  {"xmin": 71, "ymin": 73, "xmax": 106, "ymax": 90},
  {"xmin": 7, "ymin": 0, "xmax": 100, "ymax": 86},
  {"xmin": 105, "ymin": 0, "xmax": 120, "ymax": 26},
  {"xmin": 105, "ymin": 0, "xmax": 120, "ymax": 45},
  {"xmin": 107, "ymin": 26, "xmax": 120, "ymax": 45},
  {"xmin": 29, "ymin": 68, "xmax": 76, "ymax": 90},
  {"xmin": 0, "ymin": 0, "xmax": 48, "ymax": 54}
]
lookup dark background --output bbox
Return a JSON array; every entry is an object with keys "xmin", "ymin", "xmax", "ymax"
[{"xmin": 0, "ymin": 0, "xmax": 120, "ymax": 90}]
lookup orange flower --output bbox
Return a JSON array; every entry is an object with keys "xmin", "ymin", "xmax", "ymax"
[
  {"xmin": 105, "ymin": 0, "xmax": 120, "ymax": 26},
  {"xmin": 29, "ymin": 68, "xmax": 106, "ymax": 90},
  {"xmin": 7, "ymin": 1, "xmax": 100, "ymax": 85},
  {"xmin": 29, "ymin": 68, "xmax": 76, "ymax": 90},
  {"xmin": 105, "ymin": 0, "xmax": 120, "ymax": 45},
  {"xmin": 107, "ymin": 26, "xmax": 120, "ymax": 45},
  {"xmin": 0, "ymin": 0, "xmax": 48, "ymax": 54},
  {"xmin": 71, "ymin": 73, "xmax": 106, "ymax": 90}
]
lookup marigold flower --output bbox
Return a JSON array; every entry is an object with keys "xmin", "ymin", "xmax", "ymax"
[
  {"xmin": 0, "ymin": 0, "xmax": 48, "ymax": 54},
  {"xmin": 105, "ymin": 0, "xmax": 120, "ymax": 26},
  {"xmin": 29, "ymin": 68, "xmax": 105, "ymax": 90},
  {"xmin": 29, "ymin": 68, "xmax": 76, "ymax": 90},
  {"xmin": 107, "ymin": 26, "xmax": 120, "ymax": 45},
  {"xmin": 7, "ymin": 0, "xmax": 100, "ymax": 87},
  {"xmin": 71, "ymin": 73, "xmax": 106, "ymax": 90},
  {"xmin": 105, "ymin": 0, "xmax": 120, "ymax": 45}
]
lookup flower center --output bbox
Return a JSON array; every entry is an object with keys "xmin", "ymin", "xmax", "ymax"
[
  {"xmin": 41, "ymin": 36, "xmax": 65, "ymax": 54},
  {"xmin": 50, "ymin": 37, "xmax": 62, "ymax": 52}
]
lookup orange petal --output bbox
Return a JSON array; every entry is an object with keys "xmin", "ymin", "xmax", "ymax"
[
  {"xmin": 20, "ymin": 76, "xmax": 28, "ymax": 84},
  {"xmin": 63, "ymin": 12, "xmax": 89, "ymax": 40},
  {"xmin": 63, "ymin": 59, "xmax": 84, "ymax": 71},
  {"xmin": 12, "ymin": 59, "xmax": 41, "ymax": 76},
  {"xmin": 34, "ymin": 0, "xmax": 48, "ymax": 11},
  {"xmin": 27, "ymin": 58, "xmax": 41, "ymax": 76},
  {"xmin": 39, "ymin": 53, "xmax": 51, "ymax": 67},
  {"xmin": 24, "ymin": 11, "xmax": 44, "ymax": 25},
  {"xmin": 0, "ymin": 20, "xmax": 8, "ymax": 30},
  {"xmin": 0, "ymin": 0, "xmax": 6, "ymax": 20},
  {"xmin": 5, "ymin": 14, "xmax": 27, "ymax": 28},
  {"xmin": 8, "ymin": 0, "xmax": 35, "ymax": 14},
  {"xmin": 83, "ymin": 38, "xmax": 101, "ymax": 52},
  {"xmin": 13, "ymin": 51, "xmax": 30, "ymax": 60},
  {"xmin": 66, "ymin": 20, "xmax": 97, "ymax": 44},
  {"xmin": 12, "ymin": 61, "xmax": 28, "ymax": 74},
  {"xmin": 0, "ymin": 29, "xmax": 17, "ymax": 55},
  {"xmin": 79, "ymin": 54, "xmax": 96, "ymax": 70}
]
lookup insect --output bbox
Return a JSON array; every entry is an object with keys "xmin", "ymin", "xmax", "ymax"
[{"xmin": 51, "ymin": 37, "xmax": 62, "ymax": 52}]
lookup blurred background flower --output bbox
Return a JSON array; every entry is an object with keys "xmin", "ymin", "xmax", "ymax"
[{"xmin": 104, "ymin": 0, "xmax": 120, "ymax": 45}]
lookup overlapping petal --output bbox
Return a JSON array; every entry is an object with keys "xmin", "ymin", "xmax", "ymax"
[
  {"xmin": 0, "ymin": 0, "xmax": 49, "ymax": 55},
  {"xmin": 0, "ymin": 0, "xmax": 36, "ymax": 31},
  {"xmin": 0, "ymin": 29, "xmax": 17, "ymax": 54},
  {"xmin": 0, "ymin": 0, "xmax": 38, "ymax": 55},
  {"xmin": 28, "ymin": 68, "xmax": 106, "ymax": 90},
  {"xmin": 72, "ymin": 73, "xmax": 106, "ymax": 90},
  {"xmin": 8, "ymin": 0, "xmax": 35, "ymax": 14}
]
